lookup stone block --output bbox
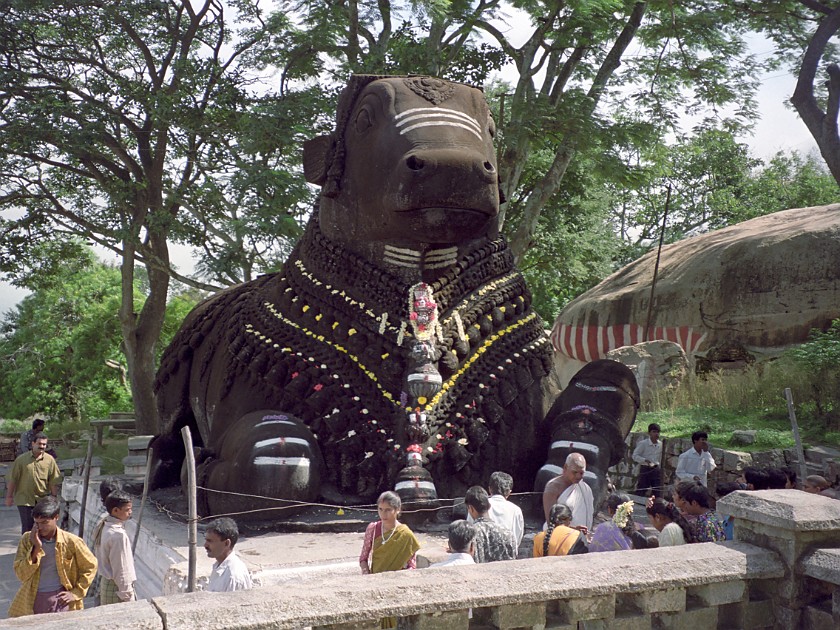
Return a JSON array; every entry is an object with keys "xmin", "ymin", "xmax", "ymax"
[
  {"xmin": 607, "ymin": 613, "xmax": 653, "ymax": 630},
  {"xmin": 486, "ymin": 601, "xmax": 546, "ymax": 628},
  {"xmin": 402, "ymin": 609, "xmax": 470, "ymax": 629},
  {"xmin": 128, "ymin": 435, "xmax": 154, "ymax": 451},
  {"xmin": 801, "ymin": 604, "xmax": 835, "ymax": 630},
  {"xmin": 617, "ymin": 588, "xmax": 685, "ymax": 614},
  {"xmin": 723, "ymin": 450, "xmax": 752, "ymax": 472},
  {"xmin": 312, "ymin": 621, "xmax": 381, "ymax": 630},
  {"xmin": 555, "ymin": 594, "xmax": 615, "ymax": 623},
  {"xmin": 0, "ymin": 600, "xmax": 164, "ymax": 629},
  {"xmin": 731, "ymin": 430, "xmax": 756, "ymax": 445},
  {"xmin": 686, "ymin": 580, "xmax": 746, "ymax": 606},
  {"xmin": 805, "ymin": 445, "xmax": 840, "ymax": 466},
  {"xmin": 651, "ymin": 606, "xmax": 718, "ymax": 629}
]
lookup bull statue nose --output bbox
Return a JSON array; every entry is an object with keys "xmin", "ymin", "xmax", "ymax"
[{"xmin": 403, "ymin": 150, "xmax": 496, "ymax": 181}]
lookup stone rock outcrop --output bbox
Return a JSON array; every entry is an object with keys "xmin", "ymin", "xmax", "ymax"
[
  {"xmin": 550, "ymin": 204, "xmax": 840, "ymax": 385},
  {"xmin": 605, "ymin": 340, "xmax": 688, "ymax": 407}
]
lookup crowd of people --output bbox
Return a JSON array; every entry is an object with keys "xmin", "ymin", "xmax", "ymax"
[
  {"xmin": 6, "ymin": 420, "xmax": 840, "ymax": 620},
  {"xmin": 7, "ymin": 481, "xmax": 253, "ymax": 618}
]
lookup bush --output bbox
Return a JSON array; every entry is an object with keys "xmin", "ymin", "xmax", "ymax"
[{"xmin": 787, "ymin": 319, "xmax": 840, "ymax": 421}]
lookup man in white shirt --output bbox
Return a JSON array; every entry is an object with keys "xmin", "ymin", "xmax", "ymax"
[
  {"xmin": 429, "ymin": 520, "xmax": 476, "ymax": 568},
  {"xmin": 675, "ymin": 431, "xmax": 716, "ymax": 487},
  {"xmin": 467, "ymin": 471, "xmax": 524, "ymax": 551},
  {"xmin": 204, "ymin": 518, "xmax": 253, "ymax": 592},
  {"xmin": 542, "ymin": 452, "xmax": 594, "ymax": 533},
  {"xmin": 632, "ymin": 423, "xmax": 663, "ymax": 497}
]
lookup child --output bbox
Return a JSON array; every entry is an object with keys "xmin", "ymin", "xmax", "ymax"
[{"xmin": 93, "ymin": 490, "xmax": 137, "ymax": 604}]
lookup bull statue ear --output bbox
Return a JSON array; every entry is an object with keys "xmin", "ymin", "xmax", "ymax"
[
  {"xmin": 498, "ymin": 174, "xmax": 507, "ymax": 204},
  {"xmin": 303, "ymin": 134, "xmax": 335, "ymax": 186}
]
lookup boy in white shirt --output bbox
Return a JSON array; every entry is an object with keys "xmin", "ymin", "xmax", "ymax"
[{"xmin": 93, "ymin": 490, "xmax": 136, "ymax": 604}]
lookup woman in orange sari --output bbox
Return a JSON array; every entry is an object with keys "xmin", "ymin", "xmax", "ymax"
[
  {"xmin": 359, "ymin": 491, "xmax": 420, "ymax": 628},
  {"xmin": 533, "ymin": 503, "xmax": 588, "ymax": 557}
]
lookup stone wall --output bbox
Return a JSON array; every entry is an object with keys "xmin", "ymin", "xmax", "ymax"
[
  {"xmin": 609, "ymin": 431, "xmax": 840, "ymax": 495},
  {"xmin": 6, "ymin": 491, "xmax": 840, "ymax": 629}
]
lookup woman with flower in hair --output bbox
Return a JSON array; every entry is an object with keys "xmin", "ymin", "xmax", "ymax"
[
  {"xmin": 646, "ymin": 497, "xmax": 694, "ymax": 546},
  {"xmin": 589, "ymin": 494, "xmax": 636, "ymax": 552},
  {"xmin": 359, "ymin": 491, "xmax": 420, "ymax": 628},
  {"xmin": 533, "ymin": 503, "xmax": 588, "ymax": 557},
  {"xmin": 674, "ymin": 481, "xmax": 726, "ymax": 542}
]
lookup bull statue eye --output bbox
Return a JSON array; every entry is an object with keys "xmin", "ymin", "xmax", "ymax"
[{"xmin": 355, "ymin": 108, "xmax": 374, "ymax": 133}]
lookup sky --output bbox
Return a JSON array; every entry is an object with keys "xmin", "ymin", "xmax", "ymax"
[{"xmin": 0, "ymin": 30, "xmax": 825, "ymax": 318}]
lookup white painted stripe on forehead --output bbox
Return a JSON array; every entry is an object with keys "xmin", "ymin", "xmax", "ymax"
[
  {"xmin": 253, "ymin": 456, "xmax": 311, "ymax": 466},
  {"xmin": 396, "ymin": 111, "xmax": 481, "ymax": 134},
  {"xmin": 395, "ymin": 106, "xmax": 481, "ymax": 127},
  {"xmin": 399, "ymin": 120, "xmax": 482, "ymax": 140},
  {"xmin": 254, "ymin": 437, "xmax": 311, "ymax": 450}
]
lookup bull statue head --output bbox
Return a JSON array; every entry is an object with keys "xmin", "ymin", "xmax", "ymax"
[{"xmin": 304, "ymin": 75, "xmax": 502, "ymax": 268}]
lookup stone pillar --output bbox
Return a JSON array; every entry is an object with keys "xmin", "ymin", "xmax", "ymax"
[{"xmin": 717, "ymin": 489, "xmax": 840, "ymax": 628}]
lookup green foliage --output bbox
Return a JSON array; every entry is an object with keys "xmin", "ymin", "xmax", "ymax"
[
  {"xmin": 788, "ymin": 319, "xmax": 840, "ymax": 418},
  {"xmin": 641, "ymin": 346, "xmax": 840, "ymax": 449},
  {"xmin": 0, "ymin": 246, "xmax": 132, "ymax": 422}
]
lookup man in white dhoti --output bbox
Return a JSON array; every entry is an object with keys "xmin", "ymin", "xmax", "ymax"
[{"xmin": 542, "ymin": 453, "xmax": 594, "ymax": 533}]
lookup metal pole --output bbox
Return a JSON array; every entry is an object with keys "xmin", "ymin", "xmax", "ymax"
[
  {"xmin": 644, "ymin": 185, "xmax": 671, "ymax": 342},
  {"xmin": 180, "ymin": 426, "xmax": 198, "ymax": 593},
  {"xmin": 78, "ymin": 438, "xmax": 94, "ymax": 538},
  {"xmin": 132, "ymin": 448, "xmax": 153, "ymax": 554},
  {"xmin": 785, "ymin": 388, "xmax": 808, "ymax": 487}
]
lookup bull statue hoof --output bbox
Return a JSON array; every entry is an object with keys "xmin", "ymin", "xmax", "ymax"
[
  {"xmin": 152, "ymin": 75, "xmax": 556, "ymax": 518},
  {"xmin": 535, "ymin": 359, "xmax": 640, "ymax": 510}
]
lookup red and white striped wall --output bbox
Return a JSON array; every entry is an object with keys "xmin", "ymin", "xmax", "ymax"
[{"xmin": 550, "ymin": 323, "xmax": 708, "ymax": 362}]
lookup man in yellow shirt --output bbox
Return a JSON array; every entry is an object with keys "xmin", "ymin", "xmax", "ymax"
[
  {"xmin": 5, "ymin": 433, "xmax": 61, "ymax": 534},
  {"xmin": 9, "ymin": 496, "xmax": 98, "ymax": 617}
]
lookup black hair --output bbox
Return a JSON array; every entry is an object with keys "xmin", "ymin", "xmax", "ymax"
[
  {"xmin": 743, "ymin": 466, "xmax": 770, "ymax": 490},
  {"xmin": 676, "ymin": 480, "xmax": 713, "ymax": 509},
  {"xmin": 606, "ymin": 493, "xmax": 636, "ymax": 538},
  {"xmin": 32, "ymin": 418, "xmax": 45, "ymax": 430},
  {"xmin": 691, "ymin": 431, "xmax": 708, "ymax": 444},
  {"xmin": 464, "ymin": 485, "xmax": 491, "ymax": 514},
  {"xmin": 488, "ymin": 471, "xmax": 513, "ymax": 497},
  {"xmin": 766, "ymin": 468, "xmax": 788, "ymax": 490},
  {"xmin": 32, "ymin": 432, "xmax": 48, "ymax": 443},
  {"xmin": 646, "ymin": 497, "xmax": 696, "ymax": 543},
  {"xmin": 544, "ymin": 503, "xmax": 572, "ymax": 557},
  {"xmin": 447, "ymin": 519, "xmax": 476, "ymax": 553},
  {"xmin": 648, "ymin": 423, "xmax": 661, "ymax": 432},
  {"xmin": 105, "ymin": 490, "xmax": 132, "ymax": 514},
  {"xmin": 716, "ymin": 482, "xmax": 742, "ymax": 498},
  {"xmin": 99, "ymin": 477, "xmax": 124, "ymax": 504},
  {"xmin": 780, "ymin": 466, "xmax": 797, "ymax": 488},
  {"xmin": 205, "ymin": 517, "xmax": 240, "ymax": 548},
  {"xmin": 33, "ymin": 496, "xmax": 61, "ymax": 519}
]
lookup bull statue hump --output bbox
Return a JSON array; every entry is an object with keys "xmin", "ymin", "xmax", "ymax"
[{"xmin": 152, "ymin": 75, "xmax": 638, "ymax": 519}]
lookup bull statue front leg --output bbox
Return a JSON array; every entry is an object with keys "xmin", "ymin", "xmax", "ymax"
[{"xmin": 535, "ymin": 359, "xmax": 641, "ymax": 520}]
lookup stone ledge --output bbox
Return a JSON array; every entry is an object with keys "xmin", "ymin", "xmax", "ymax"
[
  {"xmin": 0, "ymin": 600, "xmax": 162, "ymax": 629},
  {"xmin": 146, "ymin": 543, "xmax": 782, "ymax": 629},
  {"xmin": 799, "ymin": 548, "xmax": 840, "ymax": 586},
  {"xmin": 717, "ymin": 489, "xmax": 840, "ymax": 531}
]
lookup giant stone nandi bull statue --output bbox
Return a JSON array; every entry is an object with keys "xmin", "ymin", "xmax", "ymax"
[{"xmin": 151, "ymin": 75, "xmax": 639, "ymax": 519}]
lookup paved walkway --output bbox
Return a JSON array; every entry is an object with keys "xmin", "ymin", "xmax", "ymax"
[{"xmin": 0, "ymin": 504, "xmax": 22, "ymax": 619}]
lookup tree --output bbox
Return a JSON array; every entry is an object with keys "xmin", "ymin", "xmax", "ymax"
[
  {"xmin": 734, "ymin": 1, "xmax": 840, "ymax": 186},
  {"xmin": 0, "ymin": 0, "xmax": 317, "ymax": 433},
  {"xmin": 0, "ymin": 248, "xmax": 131, "ymax": 422},
  {"xmin": 288, "ymin": 1, "xmax": 764, "ymax": 262}
]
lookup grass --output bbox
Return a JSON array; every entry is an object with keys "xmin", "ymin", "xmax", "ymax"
[{"xmin": 637, "ymin": 358, "xmax": 840, "ymax": 452}]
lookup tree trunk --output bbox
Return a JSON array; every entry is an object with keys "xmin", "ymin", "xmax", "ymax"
[{"xmin": 791, "ymin": 5, "xmax": 840, "ymax": 186}]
